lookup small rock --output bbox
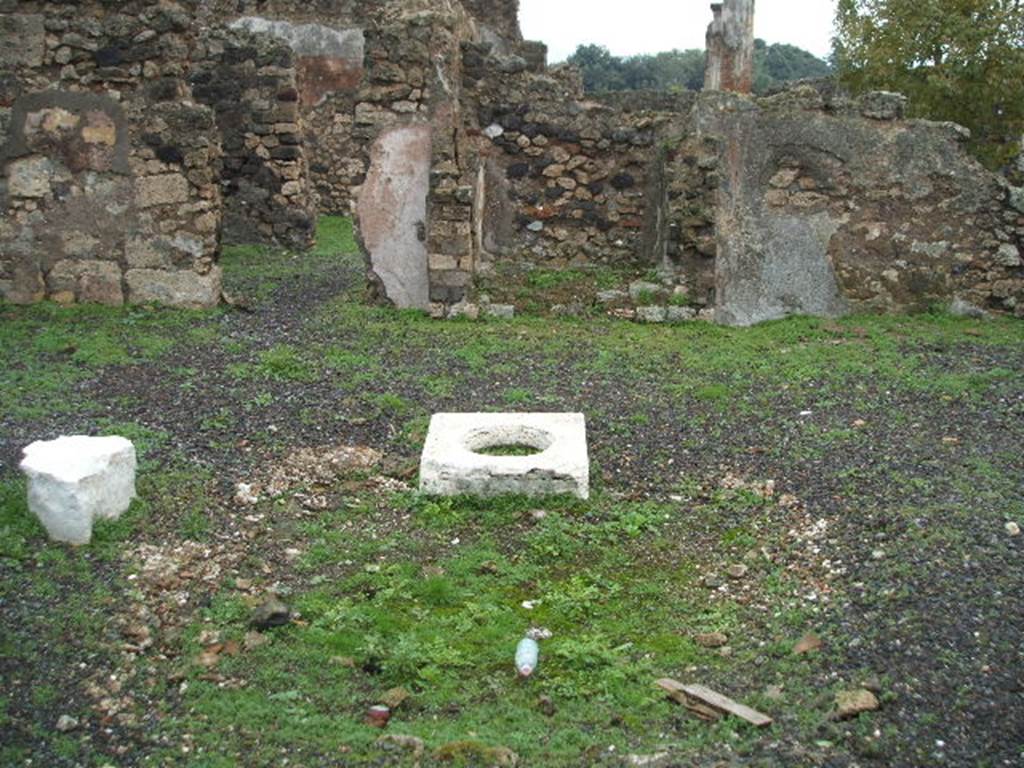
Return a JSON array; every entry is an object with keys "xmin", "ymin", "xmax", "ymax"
[
  {"xmin": 727, "ymin": 564, "xmax": 749, "ymax": 579},
  {"xmin": 995, "ymin": 243, "xmax": 1022, "ymax": 268},
  {"xmin": 862, "ymin": 675, "xmax": 884, "ymax": 693},
  {"xmin": 793, "ymin": 633, "xmax": 823, "ymax": 655},
  {"xmin": 695, "ymin": 632, "xmax": 728, "ymax": 648},
  {"xmin": 832, "ymin": 689, "xmax": 880, "ymax": 720},
  {"xmin": 234, "ymin": 482, "xmax": 259, "ymax": 506},
  {"xmin": 949, "ymin": 297, "xmax": 989, "ymax": 319},
  {"xmin": 625, "ymin": 754, "xmax": 672, "ymax": 767},
  {"xmin": 448, "ymin": 302, "xmax": 480, "ymax": 320},
  {"xmin": 636, "ymin": 306, "xmax": 667, "ymax": 324},
  {"xmin": 484, "ymin": 303, "xmax": 515, "ymax": 319},
  {"xmin": 250, "ymin": 596, "xmax": 291, "ymax": 631},
  {"xmin": 243, "ymin": 631, "xmax": 270, "ymax": 650},
  {"xmin": 526, "ymin": 220, "xmax": 544, "ymax": 232},
  {"xmin": 1007, "ymin": 521, "xmax": 1021, "ymax": 537},
  {"xmin": 764, "ymin": 685, "xmax": 785, "ymax": 701},
  {"xmin": 381, "ymin": 687, "xmax": 410, "ymax": 710},
  {"xmin": 56, "ymin": 714, "xmax": 79, "ymax": 732},
  {"xmin": 377, "ymin": 733, "xmax": 425, "ymax": 759},
  {"xmin": 537, "ymin": 694, "xmax": 556, "ymax": 717},
  {"xmin": 702, "ymin": 573, "xmax": 723, "ymax": 589},
  {"xmin": 596, "ymin": 289, "xmax": 628, "ymax": 304},
  {"xmin": 666, "ymin": 305, "xmax": 696, "ymax": 322},
  {"xmin": 483, "ymin": 123, "xmax": 504, "ymax": 139}
]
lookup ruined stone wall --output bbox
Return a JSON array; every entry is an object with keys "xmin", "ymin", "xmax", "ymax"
[
  {"xmin": 190, "ymin": 28, "xmax": 316, "ymax": 248},
  {"xmin": 218, "ymin": 10, "xmax": 370, "ymax": 215},
  {"xmin": 0, "ymin": 1, "xmax": 224, "ymax": 307},
  {"xmin": 465, "ymin": 48, "xmax": 690, "ymax": 273},
  {"xmin": 460, "ymin": 0, "xmax": 522, "ymax": 50},
  {"xmin": 695, "ymin": 88, "xmax": 1024, "ymax": 324}
]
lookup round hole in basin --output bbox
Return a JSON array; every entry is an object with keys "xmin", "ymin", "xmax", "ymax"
[{"xmin": 464, "ymin": 425, "xmax": 554, "ymax": 457}]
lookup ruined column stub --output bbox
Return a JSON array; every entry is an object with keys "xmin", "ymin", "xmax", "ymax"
[{"xmin": 704, "ymin": 0, "xmax": 755, "ymax": 93}]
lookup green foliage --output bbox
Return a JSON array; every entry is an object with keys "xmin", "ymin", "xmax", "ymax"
[
  {"xmin": 754, "ymin": 39, "xmax": 833, "ymax": 92},
  {"xmin": 834, "ymin": 0, "xmax": 1024, "ymax": 167},
  {"xmin": 567, "ymin": 41, "xmax": 830, "ymax": 94}
]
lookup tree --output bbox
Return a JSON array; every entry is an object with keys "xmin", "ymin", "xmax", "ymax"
[
  {"xmin": 834, "ymin": 0, "xmax": 1024, "ymax": 168},
  {"xmin": 567, "ymin": 42, "xmax": 827, "ymax": 95},
  {"xmin": 566, "ymin": 45, "xmax": 628, "ymax": 92},
  {"xmin": 753, "ymin": 40, "xmax": 833, "ymax": 92}
]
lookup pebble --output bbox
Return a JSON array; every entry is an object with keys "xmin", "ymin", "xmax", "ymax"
[
  {"xmin": 56, "ymin": 714, "xmax": 79, "ymax": 732},
  {"xmin": 695, "ymin": 632, "xmax": 728, "ymax": 648},
  {"xmin": 1007, "ymin": 521, "xmax": 1020, "ymax": 537},
  {"xmin": 249, "ymin": 596, "xmax": 291, "ymax": 631},
  {"xmin": 727, "ymin": 563, "xmax": 749, "ymax": 579},
  {"xmin": 832, "ymin": 689, "xmax": 880, "ymax": 720}
]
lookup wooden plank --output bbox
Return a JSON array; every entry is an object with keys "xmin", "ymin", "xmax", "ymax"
[{"xmin": 655, "ymin": 679, "xmax": 773, "ymax": 728}]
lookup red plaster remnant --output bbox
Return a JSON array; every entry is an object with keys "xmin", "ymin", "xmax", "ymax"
[
  {"xmin": 704, "ymin": 0, "xmax": 755, "ymax": 94},
  {"xmin": 297, "ymin": 56, "xmax": 363, "ymax": 108}
]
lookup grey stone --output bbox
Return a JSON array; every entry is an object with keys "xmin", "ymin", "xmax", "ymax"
[
  {"xmin": 358, "ymin": 124, "xmax": 431, "ymax": 309},
  {"xmin": 859, "ymin": 91, "xmax": 907, "ymax": 121},
  {"xmin": 250, "ymin": 596, "xmax": 291, "ymax": 631},
  {"xmin": 526, "ymin": 220, "xmax": 544, "ymax": 232},
  {"xmin": 667, "ymin": 305, "xmax": 697, "ymax": 322},
  {"xmin": 483, "ymin": 123, "xmax": 504, "ymax": 139},
  {"xmin": 7, "ymin": 156, "xmax": 67, "ymax": 198},
  {"xmin": 949, "ymin": 297, "xmax": 989, "ymax": 319},
  {"xmin": 636, "ymin": 306, "xmax": 668, "ymax": 323},
  {"xmin": 483, "ymin": 303, "xmax": 515, "ymax": 319},
  {"xmin": 0, "ymin": 14, "xmax": 45, "ymax": 67},
  {"xmin": 995, "ymin": 243, "xmax": 1021, "ymax": 267},
  {"xmin": 596, "ymin": 289, "xmax": 628, "ymax": 304},
  {"xmin": 126, "ymin": 267, "xmax": 222, "ymax": 309},
  {"xmin": 1008, "ymin": 186, "xmax": 1024, "ymax": 214}
]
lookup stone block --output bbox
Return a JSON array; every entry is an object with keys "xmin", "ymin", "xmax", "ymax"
[
  {"xmin": 20, "ymin": 435, "xmax": 137, "ymax": 545},
  {"xmin": 420, "ymin": 413, "xmax": 589, "ymax": 499},
  {"xmin": 126, "ymin": 266, "xmax": 222, "ymax": 308},
  {"xmin": 7, "ymin": 156, "xmax": 66, "ymax": 198},
  {"xmin": 46, "ymin": 259, "xmax": 124, "ymax": 306},
  {"xmin": 0, "ymin": 14, "xmax": 45, "ymax": 67},
  {"xmin": 136, "ymin": 173, "xmax": 190, "ymax": 208}
]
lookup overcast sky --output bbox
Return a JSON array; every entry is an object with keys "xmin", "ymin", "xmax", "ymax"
[{"xmin": 519, "ymin": 0, "xmax": 837, "ymax": 63}]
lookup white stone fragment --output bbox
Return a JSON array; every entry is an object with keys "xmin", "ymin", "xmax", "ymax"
[
  {"xmin": 419, "ymin": 413, "xmax": 589, "ymax": 499},
  {"xmin": 20, "ymin": 435, "xmax": 137, "ymax": 545}
]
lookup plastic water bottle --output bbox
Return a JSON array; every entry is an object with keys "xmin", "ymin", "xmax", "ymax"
[{"xmin": 515, "ymin": 637, "xmax": 539, "ymax": 677}]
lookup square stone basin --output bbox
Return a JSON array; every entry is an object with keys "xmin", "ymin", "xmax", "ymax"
[{"xmin": 419, "ymin": 413, "xmax": 589, "ymax": 499}]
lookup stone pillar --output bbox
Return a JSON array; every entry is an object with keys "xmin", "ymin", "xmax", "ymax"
[{"xmin": 704, "ymin": 0, "xmax": 755, "ymax": 93}]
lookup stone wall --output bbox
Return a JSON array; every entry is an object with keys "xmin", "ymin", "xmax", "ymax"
[
  {"xmin": 190, "ymin": 28, "xmax": 316, "ymax": 248},
  {"xmin": 225, "ymin": 13, "xmax": 368, "ymax": 215},
  {"xmin": 0, "ymin": 1, "xmax": 224, "ymax": 307},
  {"xmin": 465, "ymin": 48, "xmax": 690, "ymax": 273},
  {"xmin": 694, "ymin": 88, "xmax": 1024, "ymax": 324}
]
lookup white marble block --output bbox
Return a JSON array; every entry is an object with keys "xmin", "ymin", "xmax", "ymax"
[
  {"xmin": 419, "ymin": 413, "xmax": 589, "ymax": 499},
  {"xmin": 20, "ymin": 435, "xmax": 137, "ymax": 545}
]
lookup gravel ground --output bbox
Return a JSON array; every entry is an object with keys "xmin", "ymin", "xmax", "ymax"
[{"xmin": 1, "ymin": 237, "xmax": 1022, "ymax": 767}]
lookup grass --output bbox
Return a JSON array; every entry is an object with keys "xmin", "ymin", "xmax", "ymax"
[{"xmin": 1, "ymin": 217, "xmax": 1022, "ymax": 766}]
